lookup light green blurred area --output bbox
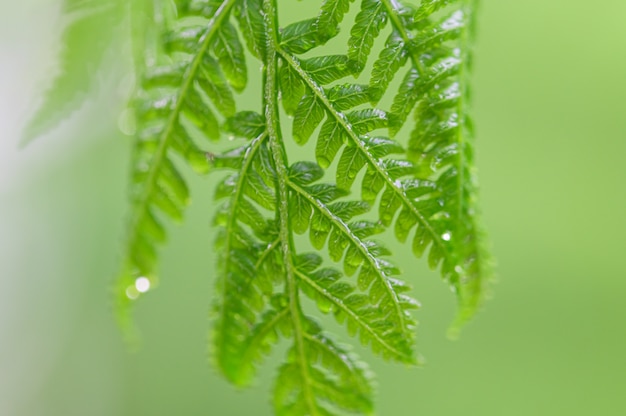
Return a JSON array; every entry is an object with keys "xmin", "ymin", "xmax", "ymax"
[{"xmin": 1, "ymin": 1, "xmax": 625, "ymax": 415}]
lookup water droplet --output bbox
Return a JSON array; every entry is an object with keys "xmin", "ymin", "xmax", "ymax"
[
  {"xmin": 126, "ymin": 285, "xmax": 140, "ymax": 300},
  {"xmin": 317, "ymin": 298, "xmax": 333, "ymax": 314},
  {"xmin": 318, "ymin": 156, "xmax": 331, "ymax": 169},
  {"xmin": 154, "ymin": 97, "xmax": 171, "ymax": 109},
  {"xmin": 135, "ymin": 276, "xmax": 151, "ymax": 293},
  {"xmin": 442, "ymin": 232, "xmax": 451, "ymax": 241}
]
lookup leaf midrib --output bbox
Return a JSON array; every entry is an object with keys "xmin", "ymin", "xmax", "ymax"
[
  {"xmin": 380, "ymin": 0, "xmax": 426, "ymax": 75},
  {"xmin": 264, "ymin": 0, "xmax": 319, "ymax": 412}
]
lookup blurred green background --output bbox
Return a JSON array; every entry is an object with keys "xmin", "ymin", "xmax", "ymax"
[{"xmin": 1, "ymin": 0, "xmax": 625, "ymax": 415}]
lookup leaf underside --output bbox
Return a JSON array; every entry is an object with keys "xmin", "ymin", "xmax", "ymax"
[{"xmin": 31, "ymin": 0, "xmax": 493, "ymax": 414}]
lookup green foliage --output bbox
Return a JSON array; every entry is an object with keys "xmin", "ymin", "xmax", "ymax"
[
  {"xmin": 27, "ymin": 0, "xmax": 493, "ymax": 414},
  {"xmin": 21, "ymin": 0, "xmax": 124, "ymax": 144}
]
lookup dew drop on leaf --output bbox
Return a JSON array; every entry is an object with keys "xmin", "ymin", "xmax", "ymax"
[
  {"xmin": 126, "ymin": 285, "xmax": 140, "ymax": 300},
  {"xmin": 317, "ymin": 297, "xmax": 333, "ymax": 314},
  {"xmin": 135, "ymin": 276, "xmax": 151, "ymax": 293}
]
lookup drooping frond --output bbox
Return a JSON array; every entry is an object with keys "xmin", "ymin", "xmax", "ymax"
[
  {"xmin": 277, "ymin": 23, "xmax": 460, "ymax": 308},
  {"xmin": 293, "ymin": 0, "xmax": 492, "ymax": 328},
  {"xmin": 210, "ymin": 116, "xmax": 281, "ymax": 385},
  {"xmin": 295, "ymin": 252, "xmax": 419, "ymax": 363},
  {"xmin": 287, "ymin": 167, "xmax": 418, "ymax": 363},
  {"xmin": 115, "ymin": 0, "xmax": 247, "ymax": 334},
  {"xmin": 367, "ymin": 0, "xmax": 492, "ymax": 327},
  {"xmin": 21, "ymin": 0, "xmax": 124, "ymax": 144},
  {"xmin": 30, "ymin": 0, "xmax": 492, "ymax": 413},
  {"xmin": 206, "ymin": 1, "xmax": 393, "ymax": 412},
  {"xmin": 274, "ymin": 318, "xmax": 374, "ymax": 416},
  {"xmin": 127, "ymin": 0, "xmax": 490, "ymax": 412}
]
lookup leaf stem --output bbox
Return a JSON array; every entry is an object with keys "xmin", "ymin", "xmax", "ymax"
[
  {"xmin": 262, "ymin": 0, "xmax": 318, "ymax": 413},
  {"xmin": 254, "ymin": 236, "xmax": 281, "ymax": 270},
  {"xmin": 380, "ymin": 0, "xmax": 427, "ymax": 76}
]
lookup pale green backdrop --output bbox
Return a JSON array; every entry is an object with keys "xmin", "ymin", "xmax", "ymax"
[{"xmin": 1, "ymin": 1, "xmax": 625, "ymax": 415}]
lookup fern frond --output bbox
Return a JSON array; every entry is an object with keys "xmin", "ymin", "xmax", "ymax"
[
  {"xmin": 369, "ymin": 0, "xmax": 492, "ymax": 326},
  {"xmin": 235, "ymin": 0, "xmax": 267, "ymax": 59},
  {"xmin": 274, "ymin": 318, "xmax": 374, "ymax": 416},
  {"xmin": 211, "ymin": 127, "xmax": 283, "ymax": 385},
  {"xmin": 21, "ymin": 0, "xmax": 124, "ymax": 144},
  {"xmin": 206, "ymin": 0, "xmax": 488, "ymax": 412},
  {"xmin": 295, "ymin": 253, "xmax": 418, "ymax": 362},
  {"xmin": 235, "ymin": 299, "xmax": 291, "ymax": 384},
  {"xmin": 116, "ymin": 0, "xmax": 245, "ymax": 334},
  {"xmin": 348, "ymin": 0, "xmax": 388, "ymax": 74},
  {"xmin": 287, "ymin": 172, "xmax": 417, "ymax": 362},
  {"xmin": 278, "ymin": 49, "xmax": 455, "ymax": 281},
  {"xmin": 33, "ymin": 0, "xmax": 493, "ymax": 413},
  {"xmin": 317, "ymin": 0, "xmax": 355, "ymax": 40}
]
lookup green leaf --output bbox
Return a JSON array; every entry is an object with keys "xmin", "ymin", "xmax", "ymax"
[
  {"xmin": 183, "ymin": 88, "xmax": 220, "ymax": 141},
  {"xmin": 33, "ymin": 0, "xmax": 495, "ymax": 413},
  {"xmin": 289, "ymin": 162, "xmax": 325, "ymax": 186},
  {"xmin": 389, "ymin": 68, "xmax": 421, "ymax": 135},
  {"xmin": 281, "ymin": 19, "xmax": 323, "ymax": 54},
  {"xmin": 293, "ymin": 94, "xmax": 326, "ymax": 145},
  {"xmin": 326, "ymin": 84, "xmax": 371, "ymax": 111},
  {"xmin": 234, "ymin": 302, "xmax": 290, "ymax": 385},
  {"xmin": 317, "ymin": 0, "xmax": 356, "ymax": 40},
  {"xmin": 369, "ymin": 31, "xmax": 408, "ymax": 102},
  {"xmin": 115, "ymin": 0, "xmax": 241, "ymax": 336},
  {"xmin": 197, "ymin": 55, "xmax": 237, "ymax": 117},
  {"xmin": 213, "ymin": 21, "xmax": 248, "ymax": 91},
  {"xmin": 21, "ymin": 0, "xmax": 124, "ymax": 144},
  {"xmin": 410, "ymin": 10, "xmax": 466, "ymax": 52},
  {"xmin": 316, "ymin": 119, "xmax": 347, "ymax": 169},
  {"xmin": 300, "ymin": 55, "xmax": 352, "ymax": 84},
  {"xmin": 337, "ymin": 146, "xmax": 368, "ymax": 190},
  {"xmin": 347, "ymin": 108, "xmax": 388, "ymax": 134},
  {"xmin": 273, "ymin": 319, "xmax": 374, "ymax": 416},
  {"xmin": 279, "ymin": 64, "xmax": 307, "ymax": 116},
  {"xmin": 235, "ymin": 0, "xmax": 267, "ymax": 59},
  {"xmin": 348, "ymin": 0, "xmax": 387, "ymax": 74},
  {"xmin": 224, "ymin": 111, "xmax": 266, "ymax": 139},
  {"xmin": 414, "ymin": 0, "xmax": 455, "ymax": 21}
]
